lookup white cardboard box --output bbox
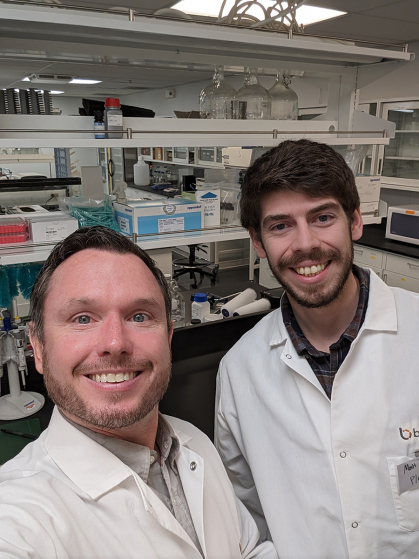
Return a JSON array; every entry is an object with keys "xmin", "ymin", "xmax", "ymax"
[
  {"xmin": 195, "ymin": 189, "xmax": 220, "ymax": 227},
  {"xmin": 355, "ymin": 176, "xmax": 381, "ymax": 203},
  {"xmin": 114, "ymin": 199, "xmax": 204, "ymax": 236},
  {"xmin": 27, "ymin": 214, "xmax": 79, "ymax": 242},
  {"xmin": 360, "ymin": 201, "xmax": 379, "ymax": 217}
]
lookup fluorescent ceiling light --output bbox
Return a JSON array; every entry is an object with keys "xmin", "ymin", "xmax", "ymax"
[
  {"xmin": 22, "ymin": 77, "xmax": 30, "ymax": 82},
  {"xmin": 69, "ymin": 79, "xmax": 102, "ymax": 84},
  {"xmin": 50, "ymin": 90, "xmax": 65, "ymax": 95},
  {"xmin": 172, "ymin": 1, "xmax": 345, "ymax": 25}
]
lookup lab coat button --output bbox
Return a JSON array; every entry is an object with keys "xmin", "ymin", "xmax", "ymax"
[
  {"xmin": 286, "ymin": 354, "xmax": 292, "ymax": 359},
  {"xmin": 190, "ymin": 461, "xmax": 197, "ymax": 471},
  {"xmin": 340, "ymin": 451, "xmax": 347, "ymax": 458},
  {"xmin": 352, "ymin": 522, "xmax": 358, "ymax": 528}
]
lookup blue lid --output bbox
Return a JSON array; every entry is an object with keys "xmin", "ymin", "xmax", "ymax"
[{"xmin": 194, "ymin": 292, "xmax": 208, "ymax": 302}]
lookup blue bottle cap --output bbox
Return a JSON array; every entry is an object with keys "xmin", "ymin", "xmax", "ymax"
[{"xmin": 194, "ymin": 292, "xmax": 208, "ymax": 303}]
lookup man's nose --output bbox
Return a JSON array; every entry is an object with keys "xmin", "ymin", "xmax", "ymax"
[
  {"xmin": 97, "ymin": 315, "xmax": 133, "ymax": 356},
  {"xmin": 291, "ymin": 221, "xmax": 321, "ymax": 253}
]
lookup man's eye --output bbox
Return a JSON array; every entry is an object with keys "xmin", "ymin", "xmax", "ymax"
[
  {"xmin": 133, "ymin": 313, "xmax": 149, "ymax": 323},
  {"xmin": 273, "ymin": 223, "xmax": 286, "ymax": 231},
  {"xmin": 77, "ymin": 315, "xmax": 90, "ymax": 324},
  {"xmin": 318, "ymin": 214, "xmax": 330, "ymax": 223}
]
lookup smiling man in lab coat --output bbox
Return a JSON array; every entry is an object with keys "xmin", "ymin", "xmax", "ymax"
[
  {"xmin": 0, "ymin": 226, "xmax": 277, "ymax": 559},
  {"xmin": 215, "ymin": 139, "xmax": 419, "ymax": 559}
]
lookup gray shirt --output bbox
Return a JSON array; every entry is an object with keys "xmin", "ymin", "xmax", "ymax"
[{"xmin": 62, "ymin": 411, "xmax": 203, "ymax": 556}]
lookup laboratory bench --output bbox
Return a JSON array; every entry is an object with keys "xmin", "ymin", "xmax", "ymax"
[{"xmin": 355, "ymin": 220, "xmax": 419, "ymax": 292}]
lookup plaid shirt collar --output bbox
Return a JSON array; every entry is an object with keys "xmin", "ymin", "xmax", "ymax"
[{"xmin": 281, "ymin": 265, "xmax": 370, "ymax": 358}]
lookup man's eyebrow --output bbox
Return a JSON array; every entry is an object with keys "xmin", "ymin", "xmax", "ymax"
[{"xmin": 307, "ymin": 202, "xmax": 341, "ymax": 216}]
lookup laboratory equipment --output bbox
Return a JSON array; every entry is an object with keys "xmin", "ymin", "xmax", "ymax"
[
  {"xmin": 0, "ymin": 323, "xmax": 45, "ymax": 420},
  {"xmin": 191, "ymin": 293, "xmax": 211, "ymax": 323},
  {"xmin": 385, "ymin": 204, "xmax": 419, "ymax": 246},
  {"xmin": 199, "ymin": 65, "xmax": 237, "ymax": 120},
  {"xmin": 133, "ymin": 156, "xmax": 150, "ymax": 186},
  {"xmin": 104, "ymin": 97, "xmax": 123, "ymax": 139},
  {"xmin": 236, "ymin": 67, "xmax": 271, "ymax": 120},
  {"xmin": 233, "ymin": 298, "xmax": 271, "ymax": 316},
  {"xmin": 221, "ymin": 288, "xmax": 257, "ymax": 317},
  {"xmin": 165, "ymin": 274, "xmax": 186, "ymax": 328},
  {"xmin": 269, "ymin": 72, "xmax": 298, "ymax": 120}
]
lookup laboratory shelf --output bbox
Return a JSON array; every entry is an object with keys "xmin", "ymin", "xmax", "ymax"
[{"xmin": 0, "ymin": 226, "xmax": 249, "ymax": 266}]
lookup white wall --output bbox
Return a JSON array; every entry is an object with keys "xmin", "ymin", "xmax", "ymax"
[{"xmin": 52, "ymin": 96, "xmax": 83, "ymax": 116}]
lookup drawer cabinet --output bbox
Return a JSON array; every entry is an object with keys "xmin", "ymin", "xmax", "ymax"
[
  {"xmin": 383, "ymin": 270, "xmax": 419, "ymax": 293},
  {"xmin": 353, "ymin": 245, "xmax": 385, "ymax": 268},
  {"xmin": 385, "ymin": 253, "xmax": 419, "ymax": 281}
]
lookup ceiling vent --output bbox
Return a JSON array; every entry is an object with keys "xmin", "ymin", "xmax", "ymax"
[{"xmin": 28, "ymin": 73, "xmax": 73, "ymax": 84}]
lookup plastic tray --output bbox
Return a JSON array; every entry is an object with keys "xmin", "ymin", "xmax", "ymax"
[
  {"xmin": 0, "ymin": 217, "xmax": 27, "ymax": 234},
  {"xmin": 0, "ymin": 232, "xmax": 28, "ymax": 244}
]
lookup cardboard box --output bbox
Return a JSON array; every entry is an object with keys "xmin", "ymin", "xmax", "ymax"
[
  {"xmin": 27, "ymin": 214, "xmax": 79, "ymax": 243},
  {"xmin": 195, "ymin": 189, "xmax": 220, "ymax": 227},
  {"xmin": 114, "ymin": 199, "xmax": 204, "ymax": 235},
  {"xmin": 355, "ymin": 176, "xmax": 381, "ymax": 203}
]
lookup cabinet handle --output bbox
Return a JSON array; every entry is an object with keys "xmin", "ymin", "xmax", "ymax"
[
  {"xmin": 378, "ymin": 159, "xmax": 383, "ymax": 175},
  {"xmin": 354, "ymin": 249, "xmax": 363, "ymax": 255},
  {"xmin": 383, "ymin": 273, "xmax": 388, "ymax": 283},
  {"xmin": 407, "ymin": 262, "xmax": 419, "ymax": 269}
]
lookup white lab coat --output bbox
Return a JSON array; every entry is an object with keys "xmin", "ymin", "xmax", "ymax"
[
  {"xmin": 215, "ymin": 270, "xmax": 419, "ymax": 559},
  {"xmin": 0, "ymin": 408, "xmax": 278, "ymax": 559}
]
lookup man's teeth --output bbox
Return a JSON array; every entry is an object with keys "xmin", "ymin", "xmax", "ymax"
[
  {"xmin": 295, "ymin": 263, "xmax": 327, "ymax": 277},
  {"xmin": 88, "ymin": 372, "xmax": 138, "ymax": 383}
]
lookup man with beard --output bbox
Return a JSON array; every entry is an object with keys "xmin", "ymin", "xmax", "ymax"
[
  {"xmin": 0, "ymin": 226, "xmax": 277, "ymax": 559},
  {"xmin": 215, "ymin": 139, "xmax": 419, "ymax": 559}
]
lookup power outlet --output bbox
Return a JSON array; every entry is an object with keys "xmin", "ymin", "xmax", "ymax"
[{"xmin": 164, "ymin": 89, "xmax": 176, "ymax": 99}]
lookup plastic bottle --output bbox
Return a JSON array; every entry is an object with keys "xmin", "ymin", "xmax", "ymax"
[
  {"xmin": 165, "ymin": 274, "xmax": 186, "ymax": 328},
  {"xmin": 237, "ymin": 67, "xmax": 271, "ymax": 120},
  {"xmin": 191, "ymin": 293, "xmax": 211, "ymax": 323},
  {"xmin": 269, "ymin": 72, "xmax": 298, "ymax": 120},
  {"xmin": 104, "ymin": 97, "xmax": 123, "ymax": 139},
  {"xmin": 94, "ymin": 110, "xmax": 105, "ymax": 139},
  {"xmin": 133, "ymin": 156, "xmax": 150, "ymax": 186},
  {"xmin": 199, "ymin": 65, "xmax": 237, "ymax": 119}
]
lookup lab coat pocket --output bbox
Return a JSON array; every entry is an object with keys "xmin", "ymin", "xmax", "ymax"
[{"xmin": 387, "ymin": 456, "xmax": 419, "ymax": 532}]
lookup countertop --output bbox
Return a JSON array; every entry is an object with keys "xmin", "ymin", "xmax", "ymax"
[{"xmin": 357, "ymin": 219, "xmax": 419, "ymax": 260}]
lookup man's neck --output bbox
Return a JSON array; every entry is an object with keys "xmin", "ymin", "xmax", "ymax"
[
  {"xmin": 60, "ymin": 406, "xmax": 159, "ymax": 449},
  {"xmin": 287, "ymin": 271, "xmax": 360, "ymax": 353}
]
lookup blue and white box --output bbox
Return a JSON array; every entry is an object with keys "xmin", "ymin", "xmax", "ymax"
[{"xmin": 114, "ymin": 199, "xmax": 204, "ymax": 236}]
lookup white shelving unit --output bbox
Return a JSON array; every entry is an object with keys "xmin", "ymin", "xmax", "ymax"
[{"xmin": 0, "ymin": 4, "xmax": 414, "ymax": 266}]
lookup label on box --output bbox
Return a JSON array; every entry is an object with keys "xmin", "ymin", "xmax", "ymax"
[
  {"xmin": 158, "ymin": 217, "xmax": 184, "ymax": 233},
  {"xmin": 117, "ymin": 216, "xmax": 131, "ymax": 234},
  {"xmin": 45, "ymin": 224, "xmax": 67, "ymax": 241}
]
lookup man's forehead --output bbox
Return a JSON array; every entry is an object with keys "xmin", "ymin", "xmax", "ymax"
[{"xmin": 261, "ymin": 191, "xmax": 343, "ymax": 214}]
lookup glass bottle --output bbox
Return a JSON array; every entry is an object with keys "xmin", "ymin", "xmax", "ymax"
[
  {"xmin": 236, "ymin": 67, "xmax": 271, "ymax": 120},
  {"xmin": 199, "ymin": 65, "xmax": 237, "ymax": 119},
  {"xmin": 269, "ymin": 72, "xmax": 298, "ymax": 120},
  {"xmin": 165, "ymin": 274, "xmax": 186, "ymax": 328}
]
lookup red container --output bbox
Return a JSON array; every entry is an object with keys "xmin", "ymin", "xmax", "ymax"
[
  {"xmin": 0, "ymin": 217, "xmax": 27, "ymax": 234},
  {"xmin": 0, "ymin": 232, "xmax": 28, "ymax": 244}
]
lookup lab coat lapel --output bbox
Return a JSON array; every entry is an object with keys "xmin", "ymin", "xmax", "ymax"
[
  {"xmin": 176, "ymin": 445, "xmax": 207, "ymax": 558},
  {"xmin": 131, "ymin": 474, "xmax": 201, "ymax": 555}
]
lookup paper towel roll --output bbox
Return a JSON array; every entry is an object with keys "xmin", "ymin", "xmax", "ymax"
[
  {"xmin": 221, "ymin": 288, "xmax": 257, "ymax": 317},
  {"xmin": 233, "ymin": 298, "xmax": 271, "ymax": 316}
]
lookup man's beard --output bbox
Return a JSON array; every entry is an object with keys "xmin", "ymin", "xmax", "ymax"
[
  {"xmin": 42, "ymin": 352, "xmax": 171, "ymax": 430},
  {"xmin": 267, "ymin": 244, "xmax": 354, "ymax": 309}
]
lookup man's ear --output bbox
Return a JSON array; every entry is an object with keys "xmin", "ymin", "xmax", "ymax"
[
  {"xmin": 249, "ymin": 227, "xmax": 267, "ymax": 259},
  {"xmin": 29, "ymin": 323, "xmax": 44, "ymax": 375},
  {"xmin": 168, "ymin": 320, "xmax": 174, "ymax": 345},
  {"xmin": 351, "ymin": 206, "xmax": 363, "ymax": 242}
]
